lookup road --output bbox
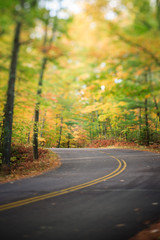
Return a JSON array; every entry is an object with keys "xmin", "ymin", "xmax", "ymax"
[{"xmin": 0, "ymin": 148, "xmax": 160, "ymax": 240}]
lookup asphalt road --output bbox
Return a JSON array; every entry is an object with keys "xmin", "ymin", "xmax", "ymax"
[{"xmin": 0, "ymin": 148, "xmax": 160, "ymax": 240}]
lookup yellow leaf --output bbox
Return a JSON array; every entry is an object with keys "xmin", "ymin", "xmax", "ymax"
[{"xmin": 145, "ymin": 94, "xmax": 151, "ymax": 99}]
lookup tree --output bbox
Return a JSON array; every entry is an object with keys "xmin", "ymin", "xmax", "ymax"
[
  {"xmin": 1, "ymin": 0, "xmax": 38, "ymax": 167},
  {"xmin": 32, "ymin": 6, "xmax": 63, "ymax": 158},
  {"xmin": 1, "ymin": 20, "xmax": 22, "ymax": 167},
  {"xmin": 156, "ymin": 0, "xmax": 160, "ymax": 30},
  {"xmin": 33, "ymin": 18, "xmax": 48, "ymax": 159},
  {"xmin": 1, "ymin": 0, "xmax": 27, "ymax": 167},
  {"xmin": 0, "ymin": 0, "xmax": 159, "ymax": 159}
]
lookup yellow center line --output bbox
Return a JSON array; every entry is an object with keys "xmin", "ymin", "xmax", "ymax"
[{"xmin": 0, "ymin": 155, "xmax": 127, "ymax": 211}]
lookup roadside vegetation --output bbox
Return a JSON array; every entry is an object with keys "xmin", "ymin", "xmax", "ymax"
[
  {"xmin": 0, "ymin": 139, "xmax": 159, "ymax": 183},
  {"xmin": 0, "ymin": 145, "xmax": 60, "ymax": 183},
  {"xmin": 130, "ymin": 221, "xmax": 160, "ymax": 240},
  {"xmin": 87, "ymin": 139, "xmax": 160, "ymax": 153}
]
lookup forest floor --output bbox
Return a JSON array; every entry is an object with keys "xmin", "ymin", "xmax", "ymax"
[
  {"xmin": 87, "ymin": 139, "xmax": 160, "ymax": 153},
  {"xmin": 130, "ymin": 221, "xmax": 160, "ymax": 240},
  {"xmin": 0, "ymin": 144, "xmax": 61, "ymax": 184}
]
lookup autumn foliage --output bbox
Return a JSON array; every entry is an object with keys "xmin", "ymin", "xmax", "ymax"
[
  {"xmin": 0, "ymin": 144, "xmax": 60, "ymax": 183},
  {"xmin": 87, "ymin": 139, "xmax": 135, "ymax": 148},
  {"xmin": 87, "ymin": 139, "xmax": 160, "ymax": 153},
  {"xmin": 0, "ymin": 0, "xmax": 160, "ymax": 171}
]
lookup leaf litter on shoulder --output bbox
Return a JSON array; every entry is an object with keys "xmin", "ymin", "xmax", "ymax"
[
  {"xmin": 130, "ymin": 221, "xmax": 160, "ymax": 240},
  {"xmin": 0, "ymin": 144, "xmax": 61, "ymax": 183}
]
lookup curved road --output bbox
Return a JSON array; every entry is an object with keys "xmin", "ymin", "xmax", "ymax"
[{"xmin": 0, "ymin": 148, "xmax": 160, "ymax": 240}]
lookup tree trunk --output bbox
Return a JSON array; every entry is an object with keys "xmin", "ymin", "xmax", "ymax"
[
  {"xmin": 40, "ymin": 111, "xmax": 46, "ymax": 138},
  {"xmin": 153, "ymin": 97, "xmax": 160, "ymax": 122},
  {"xmin": 103, "ymin": 122, "xmax": 107, "ymax": 139},
  {"xmin": 90, "ymin": 125, "xmax": 92, "ymax": 141},
  {"xmin": 27, "ymin": 131, "xmax": 30, "ymax": 144},
  {"xmin": 144, "ymin": 73, "xmax": 150, "ymax": 146},
  {"xmin": 148, "ymin": 69, "xmax": 160, "ymax": 122},
  {"xmin": 57, "ymin": 117, "xmax": 63, "ymax": 148},
  {"xmin": 107, "ymin": 118, "xmax": 113, "ymax": 136},
  {"xmin": 1, "ymin": 21, "xmax": 22, "ymax": 167},
  {"xmin": 33, "ymin": 12, "xmax": 59, "ymax": 159},
  {"xmin": 144, "ymin": 98, "xmax": 150, "ymax": 145},
  {"xmin": 67, "ymin": 133, "xmax": 70, "ymax": 148},
  {"xmin": 33, "ymin": 17, "xmax": 48, "ymax": 160},
  {"xmin": 33, "ymin": 57, "xmax": 47, "ymax": 159},
  {"xmin": 139, "ymin": 107, "xmax": 142, "ymax": 143},
  {"xmin": 98, "ymin": 122, "xmax": 101, "ymax": 138},
  {"xmin": 157, "ymin": 0, "xmax": 160, "ymax": 30}
]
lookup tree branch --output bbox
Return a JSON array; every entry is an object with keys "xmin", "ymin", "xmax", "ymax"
[{"xmin": 117, "ymin": 33, "xmax": 160, "ymax": 66}]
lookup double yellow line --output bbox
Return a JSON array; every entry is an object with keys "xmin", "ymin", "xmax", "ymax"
[{"xmin": 0, "ymin": 156, "xmax": 127, "ymax": 212}]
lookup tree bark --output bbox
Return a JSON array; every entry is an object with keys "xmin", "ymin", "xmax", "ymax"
[
  {"xmin": 153, "ymin": 97, "xmax": 160, "ymax": 122},
  {"xmin": 144, "ymin": 98, "xmax": 150, "ymax": 145},
  {"xmin": 144, "ymin": 73, "xmax": 150, "ymax": 146},
  {"xmin": 33, "ymin": 12, "xmax": 59, "ymax": 159},
  {"xmin": 148, "ymin": 69, "xmax": 160, "ymax": 122},
  {"xmin": 33, "ymin": 17, "xmax": 48, "ymax": 160},
  {"xmin": 33, "ymin": 57, "xmax": 47, "ymax": 159},
  {"xmin": 40, "ymin": 111, "xmax": 46, "ymax": 137},
  {"xmin": 103, "ymin": 122, "xmax": 107, "ymax": 139},
  {"xmin": 57, "ymin": 117, "xmax": 63, "ymax": 148},
  {"xmin": 67, "ymin": 133, "xmax": 70, "ymax": 148},
  {"xmin": 139, "ymin": 107, "xmax": 142, "ymax": 143},
  {"xmin": 107, "ymin": 118, "xmax": 113, "ymax": 135},
  {"xmin": 157, "ymin": 0, "xmax": 160, "ymax": 30},
  {"xmin": 1, "ymin": 21, "xmax": 22, "ymax": 166}
]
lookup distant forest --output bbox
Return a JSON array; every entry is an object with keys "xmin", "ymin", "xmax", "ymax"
[{"xmin": 0, "ymin": 0, "xmax": 160, "ymax": 166}]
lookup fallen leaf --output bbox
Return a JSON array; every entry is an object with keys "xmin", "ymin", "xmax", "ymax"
[
  {"xmin": 150, "ymin": 229, "xmax": 159, "ymax": 234},
  {"xmin": 116, "ymin": 224, "xmax": 126, "ymax": 228},
  {"xmin": 120, "ymin": 179, "xmax": 125, "ymax": 182}
]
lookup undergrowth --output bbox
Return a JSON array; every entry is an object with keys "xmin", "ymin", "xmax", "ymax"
[
  {"xmin": 0, "ymin": 144, "xmax": 61, "ymax": 183},
  {"xmin": 87, "ymin": 139, "xmax": 160, "ymax": 153}
]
